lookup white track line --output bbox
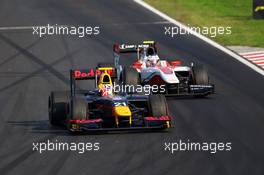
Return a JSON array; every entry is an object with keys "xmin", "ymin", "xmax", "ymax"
[
  {"xmin": 134, "ymin": 0, "xmax": 264, "ymax": 76},
  {"xmin": 111, "ymin": 21, "xmax": 172, "ymax": 26}
]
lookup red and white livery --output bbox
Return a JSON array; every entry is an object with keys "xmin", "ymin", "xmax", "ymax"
[{"xmin": 113, "ymin": 41, "xmax": 215, "ymax": 97}]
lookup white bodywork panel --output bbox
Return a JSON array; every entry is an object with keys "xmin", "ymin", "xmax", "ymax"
[
  {"xmin": 173, "ymin": 66, "xmax": 191, "ymax": 72},
  {"xmin": 139, "ymin": 60, "xmax": 181, "ymax": 84}
]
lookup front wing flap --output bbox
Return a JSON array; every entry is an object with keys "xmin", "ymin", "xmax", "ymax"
[
  {"xmin": 165, "ymin": 84, "xmax": 215, "ymax": 97},
  {"xmin": 67, "ymin": 116, "xmax": 172, "ymax": 132}
]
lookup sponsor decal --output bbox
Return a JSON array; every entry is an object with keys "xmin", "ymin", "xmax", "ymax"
[
  {"xmin": 255, "ymin": 6, "xmax": 264, "ymax": 12},
  {"xmin": 190, "ymin": 85, "xmax": 213, "ymax": 91},
  {"xmin": 253, "ymin": 0, "xmax": 264, "ymax": 19},
  {"xmin": 119, "ymin": 44, "xmax": 152, "ymax": 50},
  {"xmin": 73, "ymin": 69, "xmax": 114, "ymax": 79}
]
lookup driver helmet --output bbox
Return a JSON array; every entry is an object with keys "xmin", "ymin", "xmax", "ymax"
[
  {"xmin": 100, "ymin": 85, "xmax": 113, "ymax": 98},
  {"xmin": 146, "ymin": 47, "xmax": 159, "ymax": 67}
]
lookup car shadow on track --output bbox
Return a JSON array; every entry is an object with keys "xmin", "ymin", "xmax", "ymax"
[
  {"xmin": 7, "ymin": 120, "xmax": 169, "ymax": 136},
  {"xmin": 7, "ymin": 120, "xmax": 69, "ymax": 135},
  {"xmin": 166, "ymin": 96, "xmax": 215, "ymax": 101}
]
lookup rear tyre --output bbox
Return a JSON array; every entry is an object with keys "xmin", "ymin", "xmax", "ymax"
[
  {"xmin": 49, "ymin": 91, "xmax": 69, "ymax": 126},
  {"xmin": 148, "ymin": 94, "xmax": 168, "ymax": 117},
  {"xmin": 122, "ymin": 67, "xmax": 140, "ymax": 86},
  {"xmin": 71, "ymin": 97, "xmax": 89, "ymax": 120},
  {"xmin": 121, "ymin": 67, "xmax": 140, "ymax": 94},
  {"xmin": 192, "ymin": 66, "xmax": 209, "ymax": 85}
]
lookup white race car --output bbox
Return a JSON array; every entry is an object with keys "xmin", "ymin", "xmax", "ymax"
[{"xmin": 112, "ymin": 41, "xmax": 214, "ymax": 97}]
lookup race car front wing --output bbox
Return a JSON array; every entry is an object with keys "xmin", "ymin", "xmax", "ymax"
[
  {"xmin": 67, "ymin": 116, "xmax": 172, "ymax": 132},
  {"xmin": 164, "ymin": 84, "xmax": 215, "ymax": 97}
]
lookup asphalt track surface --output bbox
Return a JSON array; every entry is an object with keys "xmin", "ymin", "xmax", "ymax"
[{"xmin": 0, "ymin": 0, "xmax": 264, "ymax": 175}]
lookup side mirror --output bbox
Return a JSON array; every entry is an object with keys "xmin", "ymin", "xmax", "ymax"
[
  {"xmin": 113, "ymin": 43, "xmax": 120, "ymax": 53},
  {"xmin": 133, "ymin": 61, "xmax": 143, "ymax": 69},
  {"xmin": 170, "ymin": 60, "xmax": 182, "ymax": 67}
]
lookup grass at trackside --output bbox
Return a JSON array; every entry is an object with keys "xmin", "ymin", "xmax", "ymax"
[{"xmin": 145, "ymin": 0, "xmax": 264, "ymax": 47}]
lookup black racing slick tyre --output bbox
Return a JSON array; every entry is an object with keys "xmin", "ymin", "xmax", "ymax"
[
  {"xmin": 122, "ymin": 67, "xmax": 140, "ymax": 86},
  {"xmin": 149, "ymin": 94, "xmax": 168, "ymax": 117},
  {"xmin": 97, "ymin": 62, "xmax": 114, "ymax": 68},
  {"xmin": 49, "ymin": 91, "xmax": 69, "ymax": 126},
  {"xmin": 71, "ymin": 97, "xmax": 89, "ymax": 120},
  {"xmin": 192, "ymin": 66, "xmax": 209, "ymax": 85},
  {"xmin": 121, "ymin": 67, "xmax": 141, "ymax": 94}
]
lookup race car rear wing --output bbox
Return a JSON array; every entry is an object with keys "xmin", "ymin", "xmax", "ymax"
[
  {"xmin": 113, "ymin": 41, "xmax": 158, "ymax": 73},
  {"xmin": 113, "ymin": 41, "xmax": 157, "ymax": 53},
  {"xmin": 70, "ymin": 68, "xmax": 116, "ymax": 97},
  {"xmin": 71, "ymin": 68, "xmax": 116, "ymax": 80}
]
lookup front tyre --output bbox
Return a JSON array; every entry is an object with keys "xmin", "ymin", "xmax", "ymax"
[
  {"xmin": 148, "ymin": 94, "xmax": 168, "ymax": 117},
  {"xmin": 192, "ymin": 66, "xmax": 209, "ymax": 85}
]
